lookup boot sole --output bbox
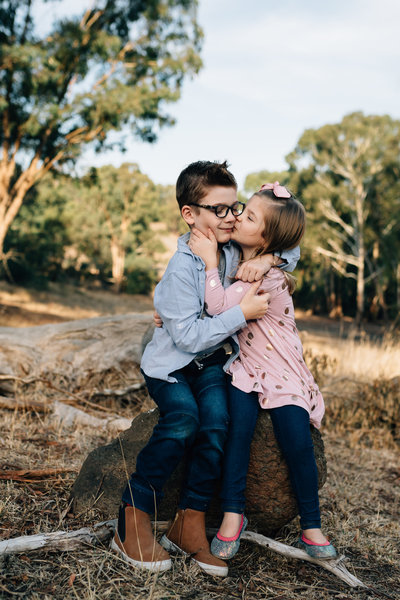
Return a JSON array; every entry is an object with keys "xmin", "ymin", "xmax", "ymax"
[
  {"xmin": 160, "ymin": 534, "xmax": 228, "ymax": 577},
  {"xmin": 110, "ymin": 537, "xmax": 172, "ymax": 572}
]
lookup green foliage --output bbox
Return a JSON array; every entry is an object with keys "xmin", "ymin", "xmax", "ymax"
[
  {"xmin": 246, "ymin": 112, "xmax": 400, "ymax": 322},
  {"xmin": 292, "ymin": 113, "xmax": 400, "ymax": 321},
  {"xmin": 65, "ymin": 163, "xmax": 162, "ymax": 292},
  {"xmin": 5, "ymin": 174, "xmax": 71, "ymax": 286},
  {"xmin": 243, "ymin": 170, "xmax": 291, "ymax": 196},
  {"xmin": 125, "ymin": 255, "xmax": 158, "ymax": 295},
  {"xmin": 0, "ymin": 0, "xmax": 203, "ymax": 258},
  {"xmin": 6, "ymin": 164, "xmax": 171, "ymax": 294},
  {"xmin": 155, "ymin": 183, "xmax": 187, "ymax": 234}
]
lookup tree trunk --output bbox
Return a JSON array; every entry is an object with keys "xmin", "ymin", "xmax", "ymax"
[
  {"xmin": 397, "ymin": 263, "xmax": 400, "ymax": 314},
  {"xmin": 0, "ymin": 313, "xmax": 153, "ymax": 388},
  {"xmin": 110, "ymin": 238, "xmax": 126, "ymax": 293},
  {"xmin": 355, "ymin": 186, "xmax": 366, "ymax": 328}
]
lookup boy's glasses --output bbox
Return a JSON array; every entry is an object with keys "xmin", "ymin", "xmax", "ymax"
[{"xmin": 188, "ymin": 201, "xmax": 245, "ymax": 218}]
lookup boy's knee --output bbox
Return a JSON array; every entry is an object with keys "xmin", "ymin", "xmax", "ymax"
[
  {"xmin": 162, "ymin": 411, "xmax": 199, "ymax": 442},
  {"xmin": 198, "ymin": 421, "xmax": 229, "ymax": 451}
]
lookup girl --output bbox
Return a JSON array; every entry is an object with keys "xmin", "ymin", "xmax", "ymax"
[{"xmin": 189, "ymin": 182, "xmax": 337, "ymax": 560}]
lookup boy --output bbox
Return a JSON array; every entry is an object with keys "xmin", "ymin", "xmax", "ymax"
[{"xmin": 112, "ymin": 161, "xmax": 299, "ymax": 576}]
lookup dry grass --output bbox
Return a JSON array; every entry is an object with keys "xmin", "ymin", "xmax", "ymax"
[
  {"xmin": 303, "ymin": 331, "xmax": 400, "ymax": 383},
  {"xmin": 0, "ymin": 291, "xmax": 399, "ymax": 599},
  {"xmin": 1, "ymin": 368, "xmax": 399, "ymax": 599}
]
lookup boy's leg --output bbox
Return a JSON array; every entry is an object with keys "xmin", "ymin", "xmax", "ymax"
[
  {"xmin": 161, "ymin": 362, "xmax": 230, "ymax": 577},
  {"xmin": 268, "ymin": 404, "xmax": 321, "ymax": 530},
  {"xmin": 179, "ymin": 363, "xmax": 230, "ymax": 510},
  {"xmin": 122, "ymin": 370, "xmax": 200, "ymax": 513},
  {"xmin": 113, "ymin": 369, "xmax": 200, "ymax": 571}
]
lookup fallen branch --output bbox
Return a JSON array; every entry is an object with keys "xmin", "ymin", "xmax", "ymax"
[
  {"xmin": 0, "ymin": 520, "xmax": 116, "ymax": 554},
  {"xmin": 0, "ymin": 395, "xmax": 131, "ymax": 432},
  {"xmin": 0, "ymin": 375, "xmax": 119, "ymax": 413},
  {"xmin": 0, "ymin": 396, "xmax": 50, "ymax": 412},
  {"xmin": 91, "ymin": 381, "xmax": 146, "ymax": 397},
  {"xmin": 240, "ymin": 530, "xmax": 367, "ymax": 589},
  {"xmin": 0, "ymin": 520, "xmax": 367, "ymax": 589},
  {"xmin": 52, "ymin": 401, "xmax": 131, "ymax": 431},
  {"xmin": 0, "ymin": 467, "xmax": 77, "ymax": 482}
]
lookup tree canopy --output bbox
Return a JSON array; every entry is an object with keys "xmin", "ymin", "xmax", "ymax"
[
  {"xmin": 0, "ymin": 0, "xmax": 202, "ymax": 261},
  {"xmin": 287, "ymin": 112, "xmax": 400, "ymax": 324}
]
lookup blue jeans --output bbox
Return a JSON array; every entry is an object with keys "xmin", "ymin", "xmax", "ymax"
[
  {"xmin": 221, "ymin": 385, "xmax": 321, "ymax": 530},
  {"xmin": 122, "ymin": 363, "xmax": 230, "ymax": 514}
]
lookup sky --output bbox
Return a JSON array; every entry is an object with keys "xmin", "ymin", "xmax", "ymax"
[{"xmin": 35, "ymin": 0, "xmax": 400, "ymax": 190}]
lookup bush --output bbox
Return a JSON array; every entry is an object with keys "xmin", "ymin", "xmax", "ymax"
[{"xmin": 124, "ymin": 256, "xmax": 158, "ymax": 295}]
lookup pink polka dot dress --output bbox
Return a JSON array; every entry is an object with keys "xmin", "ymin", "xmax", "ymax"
[{"xmin": 205, "ymin": 267, "xmax": 325, "ymax": 428}]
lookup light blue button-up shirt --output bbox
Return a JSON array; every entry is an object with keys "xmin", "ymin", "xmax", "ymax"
[{"xmin": 141, "ymin": 233, "xmax": 300, "ymax": 382}]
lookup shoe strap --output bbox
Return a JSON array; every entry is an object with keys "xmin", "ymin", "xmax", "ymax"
[
  {"xmin": 216, "ymin": 514, "xmax": 244, "ymax": 542},
  {"xmin": 301, "ymin": 532, "xmax": 330, "ymax": 547}
]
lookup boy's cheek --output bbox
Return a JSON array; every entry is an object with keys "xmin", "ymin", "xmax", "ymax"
[{"xmin": 213, "ymin": 230, "xmax": 232, "ymax": 243}]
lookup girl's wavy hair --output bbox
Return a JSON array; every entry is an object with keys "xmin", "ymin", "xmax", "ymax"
[{"xmin": 248, "ymin": 188, "xmax": 306, "ymax": 294}]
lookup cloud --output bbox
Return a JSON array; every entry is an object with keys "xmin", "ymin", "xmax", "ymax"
[{"xmin": 197, "ymin": 0, "xmax": 400, "ymax": 113}]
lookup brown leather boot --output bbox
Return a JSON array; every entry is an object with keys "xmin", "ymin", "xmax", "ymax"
[
  {"xmin": 160, "ymin": 508, "xmax": 228, "ymax": 577},
  {"xmin": 111, "ymin": 504, "xmax": 171, "ymax": 572}
]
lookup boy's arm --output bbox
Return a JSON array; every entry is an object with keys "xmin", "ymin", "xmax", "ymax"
[
  {"xmin": 235, "ymin": 245, "xmax": 300, "ymax": 282},
  {"xmin": 276, "ymin": 246, "xmax": 300, "ymax": 273},
  {"xmin": 155, "ymin": 270, "xmax": 246, "ymax": 354},
  {"xmin": 156, "ymin": 270, "xmax": 269, "ymax": 353}
]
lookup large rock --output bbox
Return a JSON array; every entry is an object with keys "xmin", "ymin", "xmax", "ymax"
[{"xmin": 71, "ymin": 407, "xmax": 326, "ymax": 536}]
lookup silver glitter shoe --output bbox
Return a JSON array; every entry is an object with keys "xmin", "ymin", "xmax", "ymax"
[
  {"xmin": 211, "ymin": 514, "xmax": 248, "ymax": 560},
  {"xmin": 296, "ymin": 533, "xmax": 337, "ymax": 559}
]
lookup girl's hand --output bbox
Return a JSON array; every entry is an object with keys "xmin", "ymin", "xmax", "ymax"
[
  {"xmin": 188, "ymin": 227, "xmax": 218, "ymax": 269},
  {"xmin": 153, "ymin": 310, "xmax": 163, "ymax": 328},
  {"xmin": 236, "ymin": 254, "xmax": 280, "ymax": 282},
  {"xmin": 240, "ymin": 281, "xmax": 270, "ymax": 320}
]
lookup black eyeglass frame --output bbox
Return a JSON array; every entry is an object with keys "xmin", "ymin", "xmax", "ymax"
[{"xmin": 188, "ymin": 201, "xmax": 245, "ymax": 218}]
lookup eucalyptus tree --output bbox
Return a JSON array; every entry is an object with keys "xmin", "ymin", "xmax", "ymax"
[
  {"xmin": 71, "ymin": 163, "xmax": 159, "ymax": 293},
  {"xmin": 287, "ymin": 112, "xmax": 400, "ymax": 324},
  {"xmin": 0, "ymin": 0, "xmax": 202, "ymax": 263}
]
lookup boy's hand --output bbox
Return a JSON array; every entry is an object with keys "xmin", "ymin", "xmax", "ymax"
[
  {"xmin": 236, "ymin": 254, "xmax": 279, "ymax": 282},
  {"xmin": 154, "ymin": 310, "xmax": 163, "ymax": 328},
  {"xmin": 188, "ymin": 227, "xmax": 218, "ymax": 270},
  {"xmin": 239, "ymin": 280, "xmax": 270, "ymax": 320}
]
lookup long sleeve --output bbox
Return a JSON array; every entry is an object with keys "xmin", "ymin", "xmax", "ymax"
[
  {"xmin": 279, "ymin": 246, "xmax": 300, "ymax": 272},
  {"xmin": 154, "ymin": 270, "xmax": 246, "ymax": 353},
  {"xmin": 205, "ymin": 268, "xmax": 250, "ymax": 315},
  {"xmin": 205, "ymin": 268, "xmax": 283, "ymax": 316}
]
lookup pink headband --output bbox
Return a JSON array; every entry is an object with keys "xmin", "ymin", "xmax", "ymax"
[{"xmin": 259, "ymin": 181, "xmax": 291, "ymax": 199}]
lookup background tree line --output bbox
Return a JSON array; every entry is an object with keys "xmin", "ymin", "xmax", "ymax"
[
  {"xmin": 243, "ymin": 112, "xmax": 400, "ymax": 325},
  {"xmin": 1, "ymin": 2, "xmax": 399, "ymax": 323},
  {"xmin": 4, "ymin": 110, "xmax": 400, "ymax": 323}
]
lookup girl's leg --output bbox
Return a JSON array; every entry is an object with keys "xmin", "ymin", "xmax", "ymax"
[
  {"xmin": 269, "ymin": 404, "xmax": 328, "ymax": 543},
  {"xmin": 219, "ymin": 384, "xmax": 259, "ymax": 536}
]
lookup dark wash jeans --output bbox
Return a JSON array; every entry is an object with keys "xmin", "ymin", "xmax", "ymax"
[
  {"xmin": 221, "ymin": 385, "xmax": 321, "ymax": 530},
  {"xmin": 122, "ymin": 362, "xmax": 230, "ymax": 514}
]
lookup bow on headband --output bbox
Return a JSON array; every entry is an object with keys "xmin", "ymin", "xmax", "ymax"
[{"xmin": 259, "ymin": 181, "xmax": 291, "ymax": 198}]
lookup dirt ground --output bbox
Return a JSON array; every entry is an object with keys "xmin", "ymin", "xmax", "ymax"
[
  {"xmin": 0, "ymin": 282, "xmax": 399, "ymax": 599},
  {"xmin": 0, "ymin": 279, "xmax": 386, "ymax": 341}
]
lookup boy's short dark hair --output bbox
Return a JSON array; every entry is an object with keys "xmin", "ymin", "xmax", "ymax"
[{"xmin": 176, "ymin": 160, "xmax": 237, "ymax": 211}]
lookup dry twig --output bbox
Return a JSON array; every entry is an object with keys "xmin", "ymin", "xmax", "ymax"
[
  {"xmin": 0, "ymin": 520, "xmax": 368, "ymax": 590},
  {"xmin": 0, "ymin": 467, "xmax": 77, "ymax": 482}
]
